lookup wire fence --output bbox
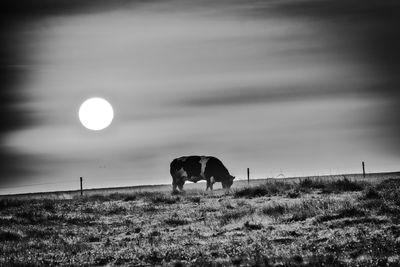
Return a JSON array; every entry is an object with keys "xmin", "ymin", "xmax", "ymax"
[
  {"xmin": 0, "ymin": 176, "xmax": 155, "ymax": 194},
  {"xmin": 0, "ymin": 180, "xmax": 77, "ymax": 190}
]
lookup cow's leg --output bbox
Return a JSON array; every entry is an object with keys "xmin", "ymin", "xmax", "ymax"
[
  {"xmin": 178, "ymin": 179, "xmax": 185, "ymax": 191},
  {"xmin": 172, "ymin": 176, "xmax": 186, "ymax": 192},
  {"xmin": 172, "ymin": 182, "xmax": 178, "ymax": 192},
  {"xmin": 209, "ymin": 176, "xmax": 215, "ymax": 191},
  {"xmin": 206, "ymin": 180, "xmax": 211, "ymax": 191},
  {"xmin": 172, "ymin": 176, "xmax": 179, "ymax": 192}
]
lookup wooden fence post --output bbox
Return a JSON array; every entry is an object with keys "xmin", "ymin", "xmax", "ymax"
[
  {"xmin": 247, "ymin": 168, "xmax": 250, "ymax": 185},
  {"xmin": 362, "ymin": 162, "xmax": 365, "ymax": 178},
  {"xmin": 80, "ymin": 177, "xmax": 83, "ymax": 196}
]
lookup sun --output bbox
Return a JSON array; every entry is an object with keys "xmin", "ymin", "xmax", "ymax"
[{"xmin": 79, "ymin": 97, "xmax": 114, "ymax": 131}]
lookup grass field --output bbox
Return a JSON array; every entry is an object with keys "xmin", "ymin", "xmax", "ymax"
[{"xmin": 1, "ymin": 173, "xmax": 400, "ymax": 266}]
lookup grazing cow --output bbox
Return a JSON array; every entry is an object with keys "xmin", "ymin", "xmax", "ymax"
[{"xmin": 170, "ymin": 156, "xmax": 235, "ymax": 192}]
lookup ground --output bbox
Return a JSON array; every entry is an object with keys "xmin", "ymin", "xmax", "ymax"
[{"xmin": 1, "ymin": 176, "xmax": 400, "ymax": 266}]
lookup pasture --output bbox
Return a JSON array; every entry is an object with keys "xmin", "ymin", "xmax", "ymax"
[{"xmin": 1, "ymin": 173, "xmax": 400, "ymax": 266}]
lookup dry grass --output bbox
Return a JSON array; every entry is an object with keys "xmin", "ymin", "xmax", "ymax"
[{"xmin": 0, "ymin": 177, "xmax": 400, "ymax": 266}]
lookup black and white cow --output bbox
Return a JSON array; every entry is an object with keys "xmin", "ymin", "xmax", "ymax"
[{"xmin": 170, "ymin": 156, "xmax": 235, "ymax": 192}]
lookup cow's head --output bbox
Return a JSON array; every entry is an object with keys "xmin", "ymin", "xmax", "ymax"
[{"xmin": 222, "ymin": 175, "xmax": 235, "ymax": 189}]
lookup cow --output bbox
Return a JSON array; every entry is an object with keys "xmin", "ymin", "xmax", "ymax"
[{"xmin": 170, "ymin": 155, "xmax": 235, "ymax": 192}]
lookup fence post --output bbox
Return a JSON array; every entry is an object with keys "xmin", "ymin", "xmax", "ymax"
[
  {"xmin": 80, "ymin": 177, "xmax": 83, "ymax": 196},
  {"xmin": 247, "ymin": 168, "xmax": 250, "ymax": 185},
  {"xmin": 362, "ymin": 161, "xmax": 365, "ymax": 178}
]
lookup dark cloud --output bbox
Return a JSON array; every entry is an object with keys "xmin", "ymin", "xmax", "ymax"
[
  {"xmin": 0, "ymin": 0, "xmax": 150, "ymax": 17},
  {"xmin": 0, "ymin": 0, "xmax": 135, "ymax": 185},
  {"xmin": 274, "ymin": 0, "xmax": 400, "ymax": 78},
  {"xmin": 0, "ymin": 17, "xmax": 38, "ymax": 183},
  {"xmin": 0, "ymin": 0, "xmax": 171, "ymax": 189},
  {"xmin": 180, "ymin": 85, "xmax": 372, "ymax": 107},
  {"xmin": 270, "ymin": 0, "xmax": 400, "ymax": 150},
  {"xmin": 169, "ymin": 0, "xmax": 400, "ymax": 114},
  {"xmin": 0, "ymin": 151, "xmax": 43, "ymax": 186}
]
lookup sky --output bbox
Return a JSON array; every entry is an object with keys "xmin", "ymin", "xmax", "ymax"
[{"xmin": 1, "ymin": 0, "xmax": 400, "ymax": 194}]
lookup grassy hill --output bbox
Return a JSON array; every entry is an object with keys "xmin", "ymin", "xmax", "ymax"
[{"xmin": 0, "ymin": 172, "xmax": 400, "ymax": 265}]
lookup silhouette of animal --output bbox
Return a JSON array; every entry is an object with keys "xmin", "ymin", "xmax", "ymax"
[{"xmin": 170, "ymin": 156, "xmax": 235, "ymax": 192}]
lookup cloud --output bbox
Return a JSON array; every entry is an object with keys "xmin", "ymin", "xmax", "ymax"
[
  {"xmin": 270, "ymin": 0, "xmax": 400, "ymax": 151},
  {"xmin": 0, "ymin": 151, "xmax": 43, "ymax": 186},
  {"xmin": 178, "ymin": 85, "xmax": 371, "ymax": 108}
]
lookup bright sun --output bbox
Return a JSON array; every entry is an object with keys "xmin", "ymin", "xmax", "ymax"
[{"xmin": 79, "ymin": 97, "xmax": 114, "ymax": 131}]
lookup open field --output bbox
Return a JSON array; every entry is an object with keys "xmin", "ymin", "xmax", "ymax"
[{"xmin": 1, "ymin": 173, "xmax": 400, "ymax": 266}]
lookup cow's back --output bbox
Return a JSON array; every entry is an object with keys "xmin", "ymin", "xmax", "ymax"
[{"xmin": 170, "ymin": 156, "xmax": 202, "ymax": 178}]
